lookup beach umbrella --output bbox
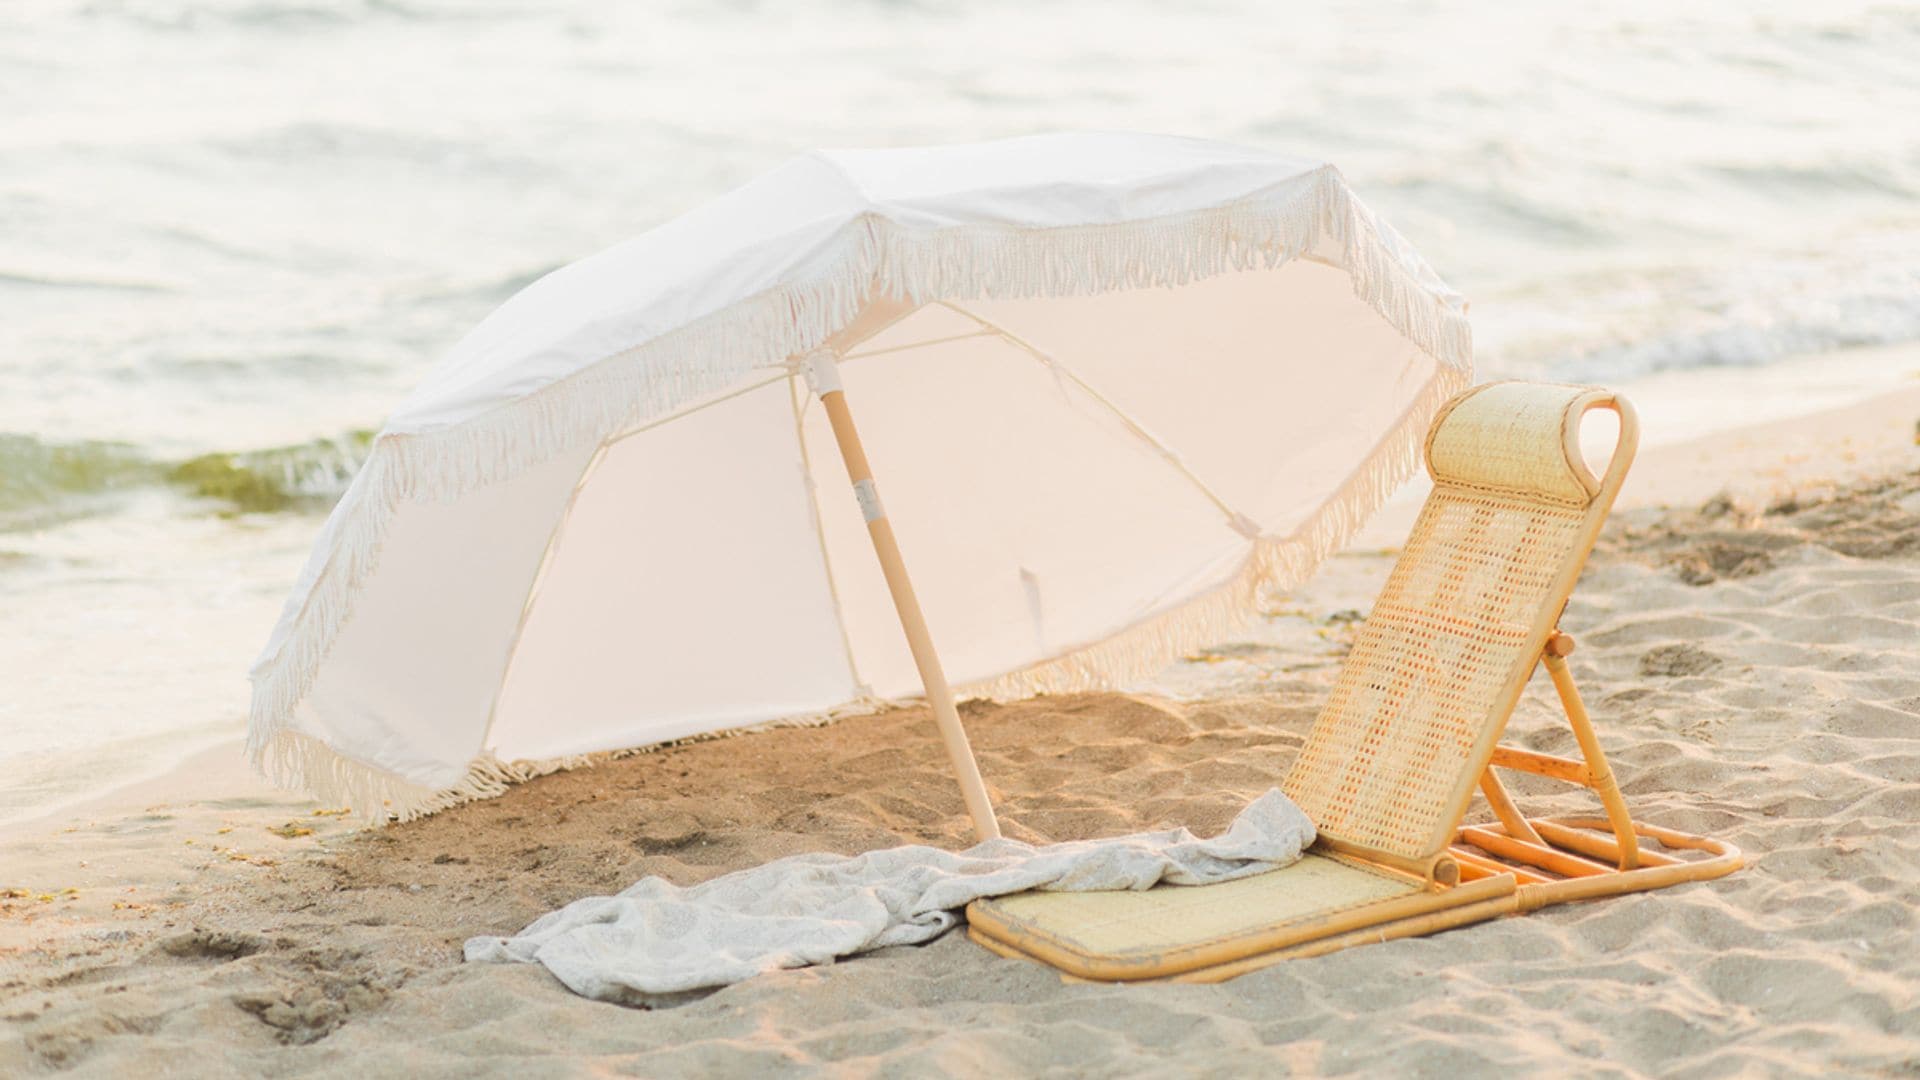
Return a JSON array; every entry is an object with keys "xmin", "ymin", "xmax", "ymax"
[{"xmin": 248, "ymin": 132, "xmax": 1471, "ymax": 840}]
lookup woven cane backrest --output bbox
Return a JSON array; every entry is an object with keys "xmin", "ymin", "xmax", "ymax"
[{"xmin": 1283, "ymin": 383, "xmax": 1627, "ymax": 862}]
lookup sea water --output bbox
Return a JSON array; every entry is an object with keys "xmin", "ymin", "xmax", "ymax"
[{"xmin": 4, "ymin": 0, "xmax": 1918, "ymax": 821}]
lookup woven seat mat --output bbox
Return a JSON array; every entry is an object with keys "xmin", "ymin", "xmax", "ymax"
[{"xmin": 968, "ymin": 852, "xmax": 1421, "ymax": 965}]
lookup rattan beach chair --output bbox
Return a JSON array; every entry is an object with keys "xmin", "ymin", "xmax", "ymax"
[{"xmin": 966, "ymin": 382, "xmax": 1742, "ymax": 983}]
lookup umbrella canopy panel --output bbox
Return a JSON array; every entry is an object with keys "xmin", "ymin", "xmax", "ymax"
[
  {"xmin": 252, "ymin": 133, "xmax": 1469, "ymax": 817},
  {"xmin": 298, "ymin": 259, "xmax": 1438, "ymax": 781}
]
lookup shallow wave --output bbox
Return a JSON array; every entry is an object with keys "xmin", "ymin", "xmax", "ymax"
[
  {"xmin": 204, "ymin": 120, "xmax": 553, "ymax": 179},
  {"xmin": 67, "ymin": 0, "xmax": 471, "ymax": 32},
  {"xmin": 1705, "ymin": 160, "xmax": 1918, "ymax": 201},
  {"xmin": 1377, "ymin": 174, "xmax": 1619, "ymax": 247},
  {"xmin": 0, "ymin": 270, "xmax": 174, "ymax": 293},
  {"xmin": 0, "ymin": 430, "xmax": 372, "ymax": 531}
]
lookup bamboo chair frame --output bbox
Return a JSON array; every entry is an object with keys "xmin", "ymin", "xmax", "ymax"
[{"xmin": 966, "ymin": 382, "xmax": 1743, "ymax": 983}]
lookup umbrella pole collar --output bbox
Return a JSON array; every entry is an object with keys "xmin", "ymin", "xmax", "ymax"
[
  {"xmin": 801, "ymin": 349, "xmax": 844, "ymax": 396},
  {"xmin": 804, "ymin": 349, "xmax": 1003, "ymax": 844}
]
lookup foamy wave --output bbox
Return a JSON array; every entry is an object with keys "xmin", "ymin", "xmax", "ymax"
[
  {"xmin": 1485, "ymin": 235, "xmax": 1920, "ymax": 382},
  {"xmin": 1559, "ymin": 291, "xmax": 1920, "ymax": 382}
]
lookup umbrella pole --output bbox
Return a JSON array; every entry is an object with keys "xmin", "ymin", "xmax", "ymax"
[{"xmin": 806, "ymin": 352, "xmax": 1002, "ymax": 843}]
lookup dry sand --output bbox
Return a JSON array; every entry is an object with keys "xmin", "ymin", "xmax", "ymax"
[{"xmin": 4, "ymin": 393, "xmax": 1920, "ymax": 1076}]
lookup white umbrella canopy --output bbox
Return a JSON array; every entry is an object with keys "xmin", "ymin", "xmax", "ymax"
[{"xmin": 248, "ymin": 132, "xmax": 1471, "ymax": 832}]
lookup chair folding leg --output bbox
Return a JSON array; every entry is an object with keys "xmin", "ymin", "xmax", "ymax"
[
  {"xmin": 1539, "ymin": 640, "xmax": 1639, "ymax": 868},
  {"xmin": 1452, "ymin": 631, "xmax": 1739, "ymax": 901},
  {"xmin": 1478, "ymin": 768, "xmax": 1546, "ymax": 846}
]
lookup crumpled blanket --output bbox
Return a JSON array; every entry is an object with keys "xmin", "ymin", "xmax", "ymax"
[{"xmin": 464, "ymin": 789, "xmax": 1315, "ymax": 1004}]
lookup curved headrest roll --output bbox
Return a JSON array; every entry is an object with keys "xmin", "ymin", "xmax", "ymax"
[{"xmin": 1423, "ymin": 382, "xmax": 1616, "ymax": 505}]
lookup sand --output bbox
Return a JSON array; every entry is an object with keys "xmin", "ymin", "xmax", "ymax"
[{"xmin": 4, "ymin": 387, "xmax": 1919, "ymax": 1076}]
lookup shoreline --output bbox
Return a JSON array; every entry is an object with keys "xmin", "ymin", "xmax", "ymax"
[{"xmin": 0, "ymin": 738, "xmax": 267, "ymax": 845}]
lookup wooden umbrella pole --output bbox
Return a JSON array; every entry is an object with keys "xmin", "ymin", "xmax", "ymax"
[{"xmin": 804, "ymin": 352, "xmax": 1002, "ymax": 842}]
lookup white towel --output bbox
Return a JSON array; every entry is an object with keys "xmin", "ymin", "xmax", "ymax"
[{"xmin": 464, "ymin": 789, "xmax": 1315, "ymax": 1003}]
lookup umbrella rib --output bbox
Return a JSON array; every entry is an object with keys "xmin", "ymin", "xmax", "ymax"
[
  {"xmin": 842, "ymin": 329, "xmax": 998, "ymax": 360},
  {"xmin": 477, "ymin": 439, "xmax": 611, "ymax": 757},
  {"xmin": 477, "ymin": 369, "xmax": 805, "ymax": 755},
  {"xmin": 932, "ymin": 301, "xmax": 1264, "ymax": 540},
  {"xmin": 789, "ymin": 372, "xmax": 874, "ymax": 702}
]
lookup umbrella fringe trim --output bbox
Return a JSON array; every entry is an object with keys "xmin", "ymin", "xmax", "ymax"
[
  {"xmin": 258, "ymin": 705, "xmax": 891, "ymax": 824},
  {"xmin": 247, "ymin": 165, "xmax": 1472, "ymax": 819}
]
